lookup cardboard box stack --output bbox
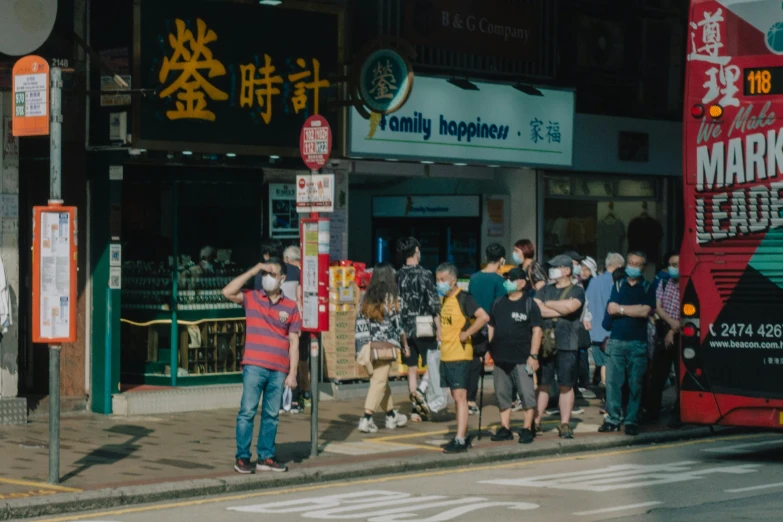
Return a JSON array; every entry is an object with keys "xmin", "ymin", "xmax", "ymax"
[{"xmin": 323, "ymin": 263, "xmax": 372, "ymax": 381}]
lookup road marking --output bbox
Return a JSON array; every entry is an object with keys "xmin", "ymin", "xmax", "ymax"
[
  {"xmin": 481, "ymin": 461, "xmax": 759, "ymax": 492},
  {"xmin": 0, "ymin": 477, "xmax": 81, "ymax": 493},
  {"xmin": 703, "ymin": 440, "xmax": 783, "ymax": 454},
  {"xmin": 228, "ymin": 490, "xmax": 539, "ymax": 520},
  {"xmin": 574, "ymin": 501, "xmax": 663, "ymax": 516},
  {"xmin": 32, "ymin": 433, "xmax": 772, "ymax": 522},
  {"xmin": 725, "ymin": 481, "xmax": 783, "ymax": 493}
]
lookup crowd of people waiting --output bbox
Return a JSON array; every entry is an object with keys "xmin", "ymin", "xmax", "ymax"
[{"xmin": 354, "ymin": 237, "xmax": 683, "ymax": 453}]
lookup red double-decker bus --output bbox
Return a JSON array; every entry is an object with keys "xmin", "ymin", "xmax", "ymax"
[{"xmin": 682, "ymin": 0, "xmax": 783, "ymax": 429}]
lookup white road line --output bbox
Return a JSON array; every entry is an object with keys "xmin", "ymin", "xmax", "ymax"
[
  {"xmin": 573, "ymin": 501, "xmax": 663, "ymax": 516},
  {"xmin": 703, "ymin": 440, "xmax": 783, "ymax": 454},
  {"xmin": 725, "ymin": 481, "xmax": 783, "ymax": 493}
]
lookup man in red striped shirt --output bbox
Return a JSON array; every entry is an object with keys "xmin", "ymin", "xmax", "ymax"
[{"xmin": 223, "ymin": 258, "xmax": 301, "ymax": 473}]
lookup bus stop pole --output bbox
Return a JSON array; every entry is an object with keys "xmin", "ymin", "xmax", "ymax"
[
  {"xmin": 310, "ymin": 333, "xmax": 319, "ymax": 458},
  {"xmin": 48, "ymin": 66, "xmax": 63, "ymax": 485}
]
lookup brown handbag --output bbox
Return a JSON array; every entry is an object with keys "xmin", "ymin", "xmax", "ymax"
[{"xmin": 370, "ymin": 341, "xmax": 399, "ymax": 362}]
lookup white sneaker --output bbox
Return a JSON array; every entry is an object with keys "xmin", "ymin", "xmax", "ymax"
[
  {"xmin": 386, "ymin": 410, "xmax": 408, "ymax": 429},
  {"xmin": 359, "ymin": 417, "xmax": 379, "ymax": 433}
]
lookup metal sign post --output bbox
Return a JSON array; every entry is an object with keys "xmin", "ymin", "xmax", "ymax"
[
  {"xmin": 309, "ymin": 334, "xmax": 319, "ymax": 458},
  {"xmin": 48, "ymin": 66, "xmax": 63, "ymax": 485}
]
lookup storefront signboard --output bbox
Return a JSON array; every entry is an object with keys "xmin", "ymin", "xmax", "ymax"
[
  {"xmin": 135, "ymin": 2, "xmax": 341, "ymax": 155},
  {"xmin": 373, "ymin": 195, "xmax": 480, "ymax": 218},
  {"xmin": 296, "ymin": 174, "xmax": 334, "ymax": 213},
  {"xmin": 402, "ymin": 0, "xmax": 538, "ymax": 60},
  {"xmin": 358, "ymin": 48, "xmax": 413, "ymax": 114},
  {"xmin": 349, "ymin": 76, "xmax": 574, "ymax": 167},
  {"xmin": 300, "ymin": 115, "xmax": 332, "ymax": 171}
]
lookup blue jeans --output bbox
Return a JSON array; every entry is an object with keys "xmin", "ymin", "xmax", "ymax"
[
  {"xmin": 236, "ymin": 365, "xmax": 286, "ymax": 461},
  {"xmin": 605, "ymin": 339, "xmax": 648, "ymax": 426}
]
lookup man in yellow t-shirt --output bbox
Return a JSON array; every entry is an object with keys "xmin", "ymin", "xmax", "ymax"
[{"xmin": 435, "ymin": 262, "xmax": 489, "ymax": 454}]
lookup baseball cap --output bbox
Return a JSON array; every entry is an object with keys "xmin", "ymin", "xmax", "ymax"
[
  {"xmin": 506, "ymin": 267, "xmax": 526, "ymax": 281},
  {"xmin": 548, "ymin": 254, "xmax": 574, "ymax": 268},
  {"xmin": 563, "ymin": 250, "xmax": 584, "ymax": 262}
]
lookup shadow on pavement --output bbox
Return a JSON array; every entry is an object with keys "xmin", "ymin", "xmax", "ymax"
[{"xmin": 60, "ymin": 425, "xmax": 154, "ymax": 482}]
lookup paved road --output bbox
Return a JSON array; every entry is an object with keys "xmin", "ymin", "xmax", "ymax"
[{"xmin": 30, "ymin": 433, "xmax": 783, "ymax": 522}]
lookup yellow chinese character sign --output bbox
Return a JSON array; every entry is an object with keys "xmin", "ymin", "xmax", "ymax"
[
  {"xmin": 159, "ymin": 18, "xmax": 228, "ymax": 121},
  {"xmin": 139, "ymin": 3, "xmax": 340, "ymax": 150}
]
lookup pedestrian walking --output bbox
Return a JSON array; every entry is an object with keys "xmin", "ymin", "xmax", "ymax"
[
  {"xmin": 533, "ymin": 254, "xmax": 586, "ymax": 439},
  {"xmin": 397, "ymin": 237, "xmax": 442, "ymax": 421},
  {"xmin": 598, "ymin": 251, "xmax": 656, "ymax": 436},
  {"xmin": 467, "ymin": 243, "xmax": 507, "ymax": 415},
  {"xmin": 354, "ymin": 263, "xmax": 410, "ymax": 433},
  {"xmin": 222, "ymin": 258, "xmax": 301, "ymax": 473},
  {"xmin": 436, "ymin": 262, "xmax": 490, "ymax": 453},
  {"xmin": 488, "ymin": 268, "xmax": 542, "ymax": 444}
]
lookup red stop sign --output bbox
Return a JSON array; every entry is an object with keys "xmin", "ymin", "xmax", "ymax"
[{"xmin": 299, "ymin": 115, "xmax": 332, "ymax": 171}]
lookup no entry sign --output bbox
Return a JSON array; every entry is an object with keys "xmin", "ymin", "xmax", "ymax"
[{"xmin": 299, "ymin": 115, "xmax": 332, "ymax": 171}]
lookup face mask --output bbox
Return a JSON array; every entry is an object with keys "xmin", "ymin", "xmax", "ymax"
[
  {"xmin": 503, "ymin": 280, "xmax": 518, "ymax": 294},
  {"xmin": 549, "ymin": 268, "xmax": 563, "ymax": 280},
  {"xmin": 625, "ymin": 266, "xmax": 642, "ymax": 279},
  {"xmin": 436, "ymin": 282, "xmax": 452, "ymax": 297},
  {"xmin": 668, "ymin": 267, "xmax": 679, "ymax": 279},
  {"xmin": 572, "ymin": 264, "xmax": 582, "ymax": 277},
  {"xmin": 512, "ymin": 252, "xmax": 522, "ymax": 265},
  {"xmin": 262, "ymin": 274, "xmax": 281, "ymax": 292}
]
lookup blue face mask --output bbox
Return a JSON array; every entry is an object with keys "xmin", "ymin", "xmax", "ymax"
[
  {"xmin": 668, "ymin": 267, "xmax": 679, "ymax": 279},
  {"xmin": 436, "ymin": 282, "xmax": 452, "ymax": 297},
  {"xmin": 572, "ymin": 264, "xmax": 582, "ymax": 277},
  {"xmin": 625, "ymin": 266, "xmax": 642, "ymax": 279},
  {"xmin": 512, "ymin": 252, "xmax": 522, "ymax": 265},
  {"xmin": 503, "ymin": 280, "xmax": 518, "ymax": 294}
]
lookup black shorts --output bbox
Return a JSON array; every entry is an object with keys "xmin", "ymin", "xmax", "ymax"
[
  {"xmin": 299, "ymin": 331, "xmax": 311, "ymax": 362},
  {"xmin": 403, "ymin": 337, "xmax": 437, "ymax": 367},
  {"xmin": 440, "ymin": 360, "xmax": 471, "ymax": 390},
  {"xmin": 537, "ymin": 350, "xmax": 578, "ymax": 389}
]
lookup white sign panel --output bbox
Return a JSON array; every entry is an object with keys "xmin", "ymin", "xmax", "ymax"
[
  {"xmin": 373, "ymin": 195, "xmax": 481, "ymax": 218},
  {"xmin": 350, "ymin": 76, "xmax": 574, "ymax": 166},
  {"xmin": 39, "ymin": 211, "xmax": 71, "ymax": 339},
  {"xmin": 15, "ymin": 73, "xmax": 48, "ymax": 117},
  {"xmin": 296, "ymin": 174, "xmax": 334, "ymax": 213},
  {"xmin": 301, "ymin": 221, "xmax": 319, "ymax": 329}
]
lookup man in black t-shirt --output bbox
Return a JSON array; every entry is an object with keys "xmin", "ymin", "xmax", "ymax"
[{"xmin": 488, "ymin": 268, "xmax": 542, "ymax": 444}]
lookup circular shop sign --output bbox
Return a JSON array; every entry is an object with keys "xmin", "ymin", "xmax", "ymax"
[
  {"xmin": 359, "ymin": 48, "xmax": 413, "ymax": 114},
  {"xmin": 299, "ymin": 115, "xmax": 332, "ymax": 171}
]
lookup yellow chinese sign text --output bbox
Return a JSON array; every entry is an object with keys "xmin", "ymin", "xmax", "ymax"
[{"xmin": 159, "ymin": 18, "xmax": 228, "ymax": 121}]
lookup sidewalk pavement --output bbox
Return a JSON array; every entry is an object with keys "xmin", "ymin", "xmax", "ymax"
[{"xmin": 0, "ymin": 386, "xmax": 722, "ymax": 520}]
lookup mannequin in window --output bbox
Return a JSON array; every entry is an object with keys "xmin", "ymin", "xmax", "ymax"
[
  {"xmin": 627, "ymin": 202, "xmax": 663, "ymax": 273},
  {"xmin": 596, "ymin": 202, "xmax": 625, "ymax": 270}
]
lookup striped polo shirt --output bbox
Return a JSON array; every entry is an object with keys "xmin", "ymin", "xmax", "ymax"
[{"xmin": 242, "ymin": 289, "xmax": 302, "ymax": 373}]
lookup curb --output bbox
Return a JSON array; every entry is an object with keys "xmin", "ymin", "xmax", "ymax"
[{"xmin": 1, "ymin": 426, "xmax": 736, "ymax": 520}]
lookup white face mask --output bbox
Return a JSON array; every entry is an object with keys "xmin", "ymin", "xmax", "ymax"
[
  {"xmin": 549, "ymin": 268, "xmax": 563, "ymax": 280},
  {"xmin": 262, "ymin": 274, "xmax": 281, "ymax": 292}
]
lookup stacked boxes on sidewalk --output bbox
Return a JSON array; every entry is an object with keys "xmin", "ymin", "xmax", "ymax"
[{"xmin": 323, "ymin": 263, "xmax": 392, "ymax": 382}]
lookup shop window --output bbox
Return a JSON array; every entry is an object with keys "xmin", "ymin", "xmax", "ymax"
[
  {"xmin": 544, "ymin": 175, "xmax": 665, "ymax": 273},
  {"xmin": 120, "ymin": 176, "xmax": 263, "ymax": 384}
]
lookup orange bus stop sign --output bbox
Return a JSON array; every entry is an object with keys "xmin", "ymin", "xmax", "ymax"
[{"xmin": 12, "ymin": 55, "xmax": 50, "ymax": 137}]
